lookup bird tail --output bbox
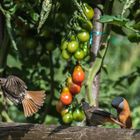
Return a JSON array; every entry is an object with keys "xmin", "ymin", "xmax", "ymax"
[{"xmin": 22, "ymin": 91, "xmax": 46, "ymax": 117}]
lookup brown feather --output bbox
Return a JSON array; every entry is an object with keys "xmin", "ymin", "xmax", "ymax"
[
  {"xmin": 22, "ymin": 99, "xmax": 37, "ymax": 117},
  {"xmin": 22, "ymin": 91, "xmax": 46, "ymax": 117},
  {"xmin": 22, "ymin": 100, "xmax": 29, "ymax": 117},
  {"xmin": 27, "ymin": 91, "xmax": 45, "ymax": 106}
]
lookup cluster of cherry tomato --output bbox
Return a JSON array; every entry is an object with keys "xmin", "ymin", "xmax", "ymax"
[
  {"xmin": 56, "ymin": 2, "xmax": 94, "ymax": 124},
  {"xmin": 61, "ymin": 32, "xmax": 89, "ymax": 61},
  {"xmin": 56, "ymin": 65, "xmax": 85, "ymax": 124},
  {"xmin": 60, "ymin": 3, "xmax": 94, "ymax": 61}
]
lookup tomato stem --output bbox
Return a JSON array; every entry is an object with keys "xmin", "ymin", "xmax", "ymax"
[{"xmin": 86, "ymin": 39, "xmax": 109, "ymax": 106}]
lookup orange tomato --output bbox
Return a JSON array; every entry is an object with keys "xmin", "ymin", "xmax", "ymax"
[
  {"xmin": 67, "ymin": 77, "xmax": 81, "ymax": 95},
  {"xmin": 72, "ymin": 65, "xmax": 85, "ymax": 84},
  {"xmin": 60, "ymin": 90, "xmax": 72, "ymax": 105}
]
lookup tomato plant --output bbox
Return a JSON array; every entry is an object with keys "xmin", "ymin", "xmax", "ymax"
[{"xmin": 1, "ymin": 0, "xmax": 139, "ymax": 128}]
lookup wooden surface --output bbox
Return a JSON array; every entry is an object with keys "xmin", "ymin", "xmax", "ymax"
[{"xmin": 0, "ymin": 123, "xmax": 140, "ymax": 140}]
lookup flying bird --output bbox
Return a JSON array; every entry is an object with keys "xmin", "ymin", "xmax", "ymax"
[
  {"xmin": 0, "ymin": 75, "xmax": 46, "ymax": 117},
  {"xmin": 81, "ymin": 99, "xmax": 125, "ymax": 127},
  {"xmin": 111, "ymin": 97, "xmax": 132, "ymax": 129}
]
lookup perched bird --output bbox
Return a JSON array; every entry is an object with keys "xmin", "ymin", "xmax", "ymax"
[
  {"xmin": 111, "ymin": 97, "xmax": 132, "ymax": 129},
  {"xmin": 81, "ymin": 99, "xmax": 125, "ymax": 127},
  {"xmin": 0, "ymin": 75, "xmax": 46, "ymax": 117}
]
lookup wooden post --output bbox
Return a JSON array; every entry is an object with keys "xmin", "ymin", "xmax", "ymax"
[{"xmin": 0, "ymin": 123, "xmax": 139, "ymax": 140}]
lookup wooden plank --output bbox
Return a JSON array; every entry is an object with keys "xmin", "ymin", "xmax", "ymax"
[{"xmin": 0, "ymin": 123, "xmax": 140, "ymax": 140}]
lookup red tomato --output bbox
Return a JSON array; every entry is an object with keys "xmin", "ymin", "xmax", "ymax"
[
  {"xmin": 72, "ymin": 65, "xmax": 85, "ymax": 84},
  {"xmin": 60, "ymin": 90, "xmax": 72, "ymax": 105},
  {"xmin": 67, "ymin": 77, "xmax": 81, "ymax": 95}
]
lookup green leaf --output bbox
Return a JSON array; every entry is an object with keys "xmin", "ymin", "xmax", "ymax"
[
  {"xmin": 99, "ymin": 15, "xmax": 140, "ymax": 33},
  {"xmin": 99, "ymin": 15, "xmax": 128, "ymax": 26},
  {"xmin": 7, "ymin": 54, "xmax": 22, "ymax": 69}
]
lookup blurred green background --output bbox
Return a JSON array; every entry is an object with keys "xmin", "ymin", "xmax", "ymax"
[{"xmin": 0, "ymin": 0, "xmax": 140, "ymax": 128}]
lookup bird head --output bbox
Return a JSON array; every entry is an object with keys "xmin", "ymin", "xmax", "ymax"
[
  {"xmin": 111, "ymin": 97, "xmax": 124, "ymax": 111},
  {"xmin": 0, "ymin": 78, "xmax": 7, "ymax": 86},
  {"xmin": 81, "ymin": 98, "xmax": 90, "ymax": 111}
]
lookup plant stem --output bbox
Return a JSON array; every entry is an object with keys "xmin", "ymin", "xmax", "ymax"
[
  {"xmin": 49, "ymin": 51, "xmax": 55, "ymax": 105},
  {"xmin": 0, "ymin": 16, "xmax": 9, "ymax": 76},
  {"xmin": 86, "ymin": 42, "xmax": 109, "ymax": 106},
  {"xmin": 89, "ymin": 8, "xmax": 103, "ymax": 107},
  {"xmin": 40, "ymin": 51, "xmax": 54, "ymax": 123},
  {"xmin": 86, "ymin": 0, "xmax": 114, "ymax": 106},
  {"xmin": 0, "ymin": 13, "xmax": 3, "ymax": 45}
]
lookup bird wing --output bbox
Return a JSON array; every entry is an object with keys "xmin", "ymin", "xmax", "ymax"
[
  {"xmin": 2, "ymin": 88, "xmax": 20, "ymax": 104},
  {"xmin": 91, "ymin": 109, "xmax": 125, "ymax": 127},
  {"xmin": 4, "ymin": 75, "xmax": 27, "ymax": 97},
  {"xmin": 93, "ymin": 109, "xmax": 113, "ymax": 118}
]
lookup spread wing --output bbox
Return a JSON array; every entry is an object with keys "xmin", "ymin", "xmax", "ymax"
[{"xmin": 4, "ymin": 75, "xmax": 27, "ymax": 97}]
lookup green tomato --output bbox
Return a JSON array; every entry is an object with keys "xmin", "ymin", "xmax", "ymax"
[
  {"xmin": 45, "ymin": 40, "xmax": 55, "ymax": 51},
  {"xmin": 24, "ymin": 38, "xmax": 37, "ymax": 49},
  {"xmin": 74, "ymin": 49, "xmax": 85, "ymax": 60},
  {"xmin": 61, "ymin": 40, "xmax": 68, "ymax": 50},
  {"xmin": 77, "ymin": 31, "xmax": 90, "ymax": 42},
  {"xmin": 67, "ymin": 41, "xmax": 79, "ymax": 53},
  {"xmin": 78, "ymin": 16, "xmax": 93, "ymax": 31},
  {"xmin": 62, "ymin": 50, "xmax": 71, "ymax": 60},
  {"xmin": 82, "ymin": 44, "xmax": 89, "ymax": 56},
  {"xmin": 83, "ymin": 3, "xmax": 94, "ymax": 20},
  {"xmin": 62, "ymin": 113, "xmax": 73, "ymax": 124},
  {"xmin": 61, "ymin": 108, "xmax": 69, "ymax": 117},
  {"xmin": 73, "ymin": 109, "xmax": 85, "ymax": 122}
]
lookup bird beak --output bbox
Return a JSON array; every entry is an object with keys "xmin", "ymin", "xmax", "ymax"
[{"xmin": 81, "ymin": 99, "xmax": 90, "ymax": 110}]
